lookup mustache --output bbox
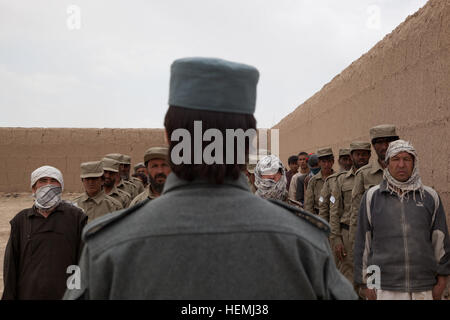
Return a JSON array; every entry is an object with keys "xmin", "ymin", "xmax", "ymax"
[{"xmin": 154, "ymin": 173, "xmax": 167, "ymax": 179}]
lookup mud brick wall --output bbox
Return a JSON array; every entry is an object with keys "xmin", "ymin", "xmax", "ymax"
[{"xmin": 0, "ymin": 128, "xmax": 166, "ymax": 192}]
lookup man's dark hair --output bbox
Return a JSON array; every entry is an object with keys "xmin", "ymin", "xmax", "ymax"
[
  {"xmin": 298, "ymin": 152, "xmax": 308, "ymax": 157},
  {"xmin": 164, "ymin": 105, "xmax": 257, "ymax": 184},
  {"xmin": 288, "ymin": 155, "xmax": 299, "ymax": 165},
  {"xmin": 318, "ymin": 155, "xmax": 334, "ymax": 162}
]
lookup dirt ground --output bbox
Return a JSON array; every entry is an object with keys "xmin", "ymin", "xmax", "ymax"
[{"xmin": 0, "ymin": 192, "xmax": 448, "ymax": 300}]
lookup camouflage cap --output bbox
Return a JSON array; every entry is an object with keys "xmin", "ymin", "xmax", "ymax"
[
  {"xmin": 134, "ymin": 162, "xmax": 146, "ymax": 171},
  {"xmin": 369, "ymin": 124, "xmax": 399, "ymax": 142},
  {"xmin": 317, "ymin": 147, "xmax": 333, "ymax": 158},
  {"xmin": 122, "ymin": 155, "xmax": 131, "ymax": 165},
  {"xmin": 350, "ymin": 141, "xmax": 371, "ymax": 152},
  {"xmin": 144, "ymin": 147, "xmax": 169, "ymax": 163},
  {"xmin": 339, "ymin": 148, "xmax": 351, "ymax": 157},
  {"xmin": 102, "ymin": 157, "xmax": 120, "ymax": 173},
  {"xmin": 105, "ymin": 153, "xmax": 124, "ymax": 164},
  {"xmin": 80, "ymin": 161, "xmax": 104, "ymax": 178}
]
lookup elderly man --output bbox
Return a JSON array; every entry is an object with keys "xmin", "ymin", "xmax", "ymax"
[
  {"xmin": 2, "ymin": 166, "xmax": 87, "ymax": 300},
  {"xmin": 64, "ymin": 57, "xmax": 355, "ymax": 300},
  {"xmin": 354, "ymin": 140, "xmax": 450, "ymax": 300},
  {"xmin": 129, "ymin": 147, "xmax": 171, "ymax": 207},
  {"xmin": 349, "ymin": 125, "xmax": 399, "ymax": 251},
  {"xmin": 73, "ymin": 161, "xmax": 123, "ymax": 223}
]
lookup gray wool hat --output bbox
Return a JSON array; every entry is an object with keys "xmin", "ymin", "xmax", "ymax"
[{"xmin": 169, "ymin": 57, "xmax": 259, "ymax": 114}]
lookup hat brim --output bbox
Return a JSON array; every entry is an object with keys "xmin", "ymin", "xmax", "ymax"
[{"xmin": 80, "ymin": 173, "xmax": 103, "ymax": 179}]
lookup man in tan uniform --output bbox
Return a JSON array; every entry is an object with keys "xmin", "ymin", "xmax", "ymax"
[
  {"xmin": 74, "ymin": 161, "xmax": 123, "ymax": 223},
  {"xmin": 304, "ymin": 148, "xmax": 334, "ymax": 215},
  {"xmin": 134, "ymin": 162, "xmax": 148, "ymax": 176},
  {"xmin": 102, "ymin": 157, "xmax": 132, "ymax": 208},
  {"xmin": 105, "ymin": 153, "xmax": 139, "ymax": 199},
  {"xmin": 288, "ymin": 152, "xmax": 309, "ymax": 201},
  {"xmin": 349, "ymin": 124, "xmax": 399, "ymax": 251},
  {"xmin": 329, "ymin": 141, "xmax": 371, "ymax": 285},
  {"xmin": 130, "ymin": 147, "xmax": 171, "ymax": 207},
  {"xmin": 122, "ymin": 154, "xmax": 145, "ymax": 195},
  {"xmin": 318, "ymin": 148, "xmax": 352, "ymax": 223}
]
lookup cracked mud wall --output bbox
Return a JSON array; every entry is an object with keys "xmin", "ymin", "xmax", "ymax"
[
  {"xmin": 273, "ymin": 0, "xmax": 450, "ymax": 226},
  {"xmin": 0, "ymin": 128, "xmax": 166, "ymax": 192}
]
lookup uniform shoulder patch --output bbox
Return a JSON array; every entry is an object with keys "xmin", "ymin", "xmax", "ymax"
[
  {"xmin": 82, "ymin": 197, "xmax": 150, "ymax": 240},
  {"xmin": 269, "ymin": 199, "xmax": 330, "ymax": 234}
]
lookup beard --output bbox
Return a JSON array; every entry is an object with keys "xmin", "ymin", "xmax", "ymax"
[{"xmin": 149, "ymin": 173, "xmax": 167, "ymax": 194}]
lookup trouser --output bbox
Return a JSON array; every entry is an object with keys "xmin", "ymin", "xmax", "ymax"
[
  {"xmin": 376, "ymin": 290, "xmax": 432, "ymax": 300},
  {"xmin": 338, "ymin": 227, "xmax": 353, "ymax": 285}
]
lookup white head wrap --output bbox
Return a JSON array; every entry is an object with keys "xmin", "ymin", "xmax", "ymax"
[
  {"xmin": 254, "ymin": 155, "xmax": 288, "ymax": 201},
  {"xmin": 31, "ymin": 166, "xmax": 64, "ymax": 191},
  {"xmin": 383, "ymin": 140, "xmax": 423, "ymax": 202}
]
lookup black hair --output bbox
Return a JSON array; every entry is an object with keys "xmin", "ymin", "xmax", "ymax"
[
  {"xmin": 298, "ymin": 152, "xmax": 308, "ymax": 157},
  {"xmin": 164, "ymin": 105, "xmax": 257, "ymax": 184},
  {"xmin": 288, "ymin": 155, "xmax": 299, "ymax": 164}
]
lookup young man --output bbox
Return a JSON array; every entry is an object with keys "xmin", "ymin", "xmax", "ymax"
[
  {"xmin": 354, "ymin": 140, "xmax": 450, "ymax": 300},
  {"xmin": 64, "ymin": 57, "xmax": 355, "ymax": 300},
  {"xmin": 2, "ymin": 166, "xmax": 86, "ymax": 300},
  {"xmin": 286, "ymin": 155, "xmax": 299, "ymax": 191}
]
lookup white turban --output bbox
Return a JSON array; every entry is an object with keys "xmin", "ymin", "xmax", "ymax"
[{"xmin": 31, "ymin": 166, "xmax": 64, "ymax": 191}]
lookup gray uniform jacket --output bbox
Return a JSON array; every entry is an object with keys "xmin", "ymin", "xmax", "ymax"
[
  {"xmin": 354, "ymin": 180, "xmax": 450, "ymax": 292},
  {"xmin": 64, "ymin": 173, "xmax": 356, "ymax": 300}
]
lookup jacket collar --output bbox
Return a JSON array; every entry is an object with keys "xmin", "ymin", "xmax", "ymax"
[
  {"xmin": 28, "ymin": 201, "xmax": 65, "ymax": 218},
  {"xmin": 162, "ymin": 172, "xmax": 251, "ymax": 195},
  {"xmin": 80, "ymin": 190, "xmax": 105, "ymax": 205}
]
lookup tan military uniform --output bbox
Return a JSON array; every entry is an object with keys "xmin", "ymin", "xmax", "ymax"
[
  {"xmin": 117, "ymin": 178, "xmax": 139, "ymax": 199},
  {"xmin": 304, "ymin": 171, "xmax": 333, "ymax": 215},
  {"xmin": 330, "ymin": 168, "xmax": 357, "ymax": 284},
  {"xmin": 106, "ymin": 186, "xmax": 132, "ymax": 208},
  {"xmin": 74, "ymin": 190, "xmax": 123, "ymax": 223},
  {"xmin": 349, "ymin": 160, "xmax": 384, "ymax": 250},
  {"xmin": 318, "ymin": 171, "xmax": 345, "ymax": 222},
  {"xmin": 130, "ymin": 176, "xmax": 145, "ymax": 194},
  {"xmin": 129, "ymin": 187, "xmax": 158, "ymax": 207}
]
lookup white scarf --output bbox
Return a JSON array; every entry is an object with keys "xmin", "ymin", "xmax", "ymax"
[
  {"xmin": 383, "ymin": 140, "xmax": 424, "ymax": 202},
  {"xmin": 254, "ymin": 155, "xmax": 288, "ymax": 201}
]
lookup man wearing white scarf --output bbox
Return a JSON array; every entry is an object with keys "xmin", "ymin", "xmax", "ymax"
[
  {"xmin": 2, "ymin": 166, "xmax": 87, "ymax": 300},
  {"xmin": 354, "ymin": 140, "xmax": 450, "ymax": 300}
]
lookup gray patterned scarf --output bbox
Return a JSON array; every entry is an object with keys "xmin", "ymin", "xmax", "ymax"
[
  {"xmin": 383, "ymin": 139, "xmax": 424, "ymax": 202},
  {"xmin": 255, "ymin": 155, "xmax": 288, "ymax": 201}
]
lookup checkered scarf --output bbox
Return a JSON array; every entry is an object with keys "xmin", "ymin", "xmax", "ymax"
[
  {"xmin": 383, "ymin": 139, "xmax": 424, "ymax": 202},
  {"xmin": 254, "ymin": 155, "xmax": 288, "ymax": 201},
  {"xmin": 34, "ymin": 184, "xmax": 62, "ymax": 210}
]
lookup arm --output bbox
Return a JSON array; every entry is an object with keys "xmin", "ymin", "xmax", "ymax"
[
  {"xmin": 304, "ymin": 179, "xmax": 315, "ymax": 214},
  {"xmin": 288, "ymin": 174, "xmax": 298, "ymax": 201},
  {"xmin": 353, "ymin": 191, "xmax": 372, "ymax": 288},
  {"xmin": 2, "ymin": 220, "xmax": 19, "ymax": 300},
  {"xmin": 349, "ymin": 171, "xmax": 365, "ymax": 256},
  {"xmin": 329, "ymin": 181, "xmax": 345, "ymax": 260},
  {"xmin": 431, "ymin": 195, "xmax": 450, "ymax": 299},
  {"xmin": 318, "ymin": 181, "xmax": 331, "ymax": 222}
]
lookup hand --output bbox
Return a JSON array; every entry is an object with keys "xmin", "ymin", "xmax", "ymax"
[
  {"xmin": 432, "ymin": 276, "xmax": 448, "ymax": 300},
  {"xmin": 334, "ymin": 243, "xmax": 347, "ymax": 261},
  {"xmin": 362, "ymin": 288, "xmax": 377, "ymax": 300}
]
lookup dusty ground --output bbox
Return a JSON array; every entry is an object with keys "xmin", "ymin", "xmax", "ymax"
[{"xmin": 0, "ymin": 192, "xmax": 448, "ymax": 299}]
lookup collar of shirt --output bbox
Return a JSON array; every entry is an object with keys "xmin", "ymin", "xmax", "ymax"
[
  {"xmin": 344, "ymin": 168, "xmax": 356, "ymax": 179},
  {"xmin": 107, "ymin": 186, "xmax": 120, "ymax": 197},
  {"xmin": 162, "ymin": 172, "xmax": 251, "ymax": 195},
  {"xmin": 27, "ymin": 202, "xmax": 65, "ymax": 218},
  {"xmin": 370, "ymin": 159, "xmax": 384, "ymax": 175},
  {"xmin": 80, "ymin": 190, "xmax": 106, "ymax": 205}
]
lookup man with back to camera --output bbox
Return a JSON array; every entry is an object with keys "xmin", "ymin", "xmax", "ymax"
[{"xmin": 63, "ymin": 57, "xmax": 356, "ymax": 300}]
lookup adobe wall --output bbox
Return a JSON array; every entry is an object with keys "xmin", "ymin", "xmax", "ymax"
[
  {"xmin": 0, "ymin": 128, "xmax": 166, "ymax": 192},
  {"xmin": 273, "ymin": 0, "xmax": 450, "ymax": 226}
]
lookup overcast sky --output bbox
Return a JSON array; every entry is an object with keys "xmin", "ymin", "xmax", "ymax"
[{"xmin": 0, "ymin": 0, "xmax": 428, "ymax": 129}]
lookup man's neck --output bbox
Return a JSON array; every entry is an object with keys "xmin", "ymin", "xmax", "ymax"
[
  {"xmin": 86, "ymin": 190, "xmax": 101, "ymax": 198},
  {"xmin": 104, "ymin": 185, "xmax": 114, "ymax": 194},
  {"xmin": 37, "ymin": 206, "xmax": 56, "ymax": 218},
  {"xmin": 149, "ymin": 185, "xmax": 160, "ymax": 197},
  {"xmin": 321, "ymin": 169, "xmax": 333, "ymax": 179},
  {"xmin": 300, "ymin": 167, "xmax": 309, "ymax": 174}
]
